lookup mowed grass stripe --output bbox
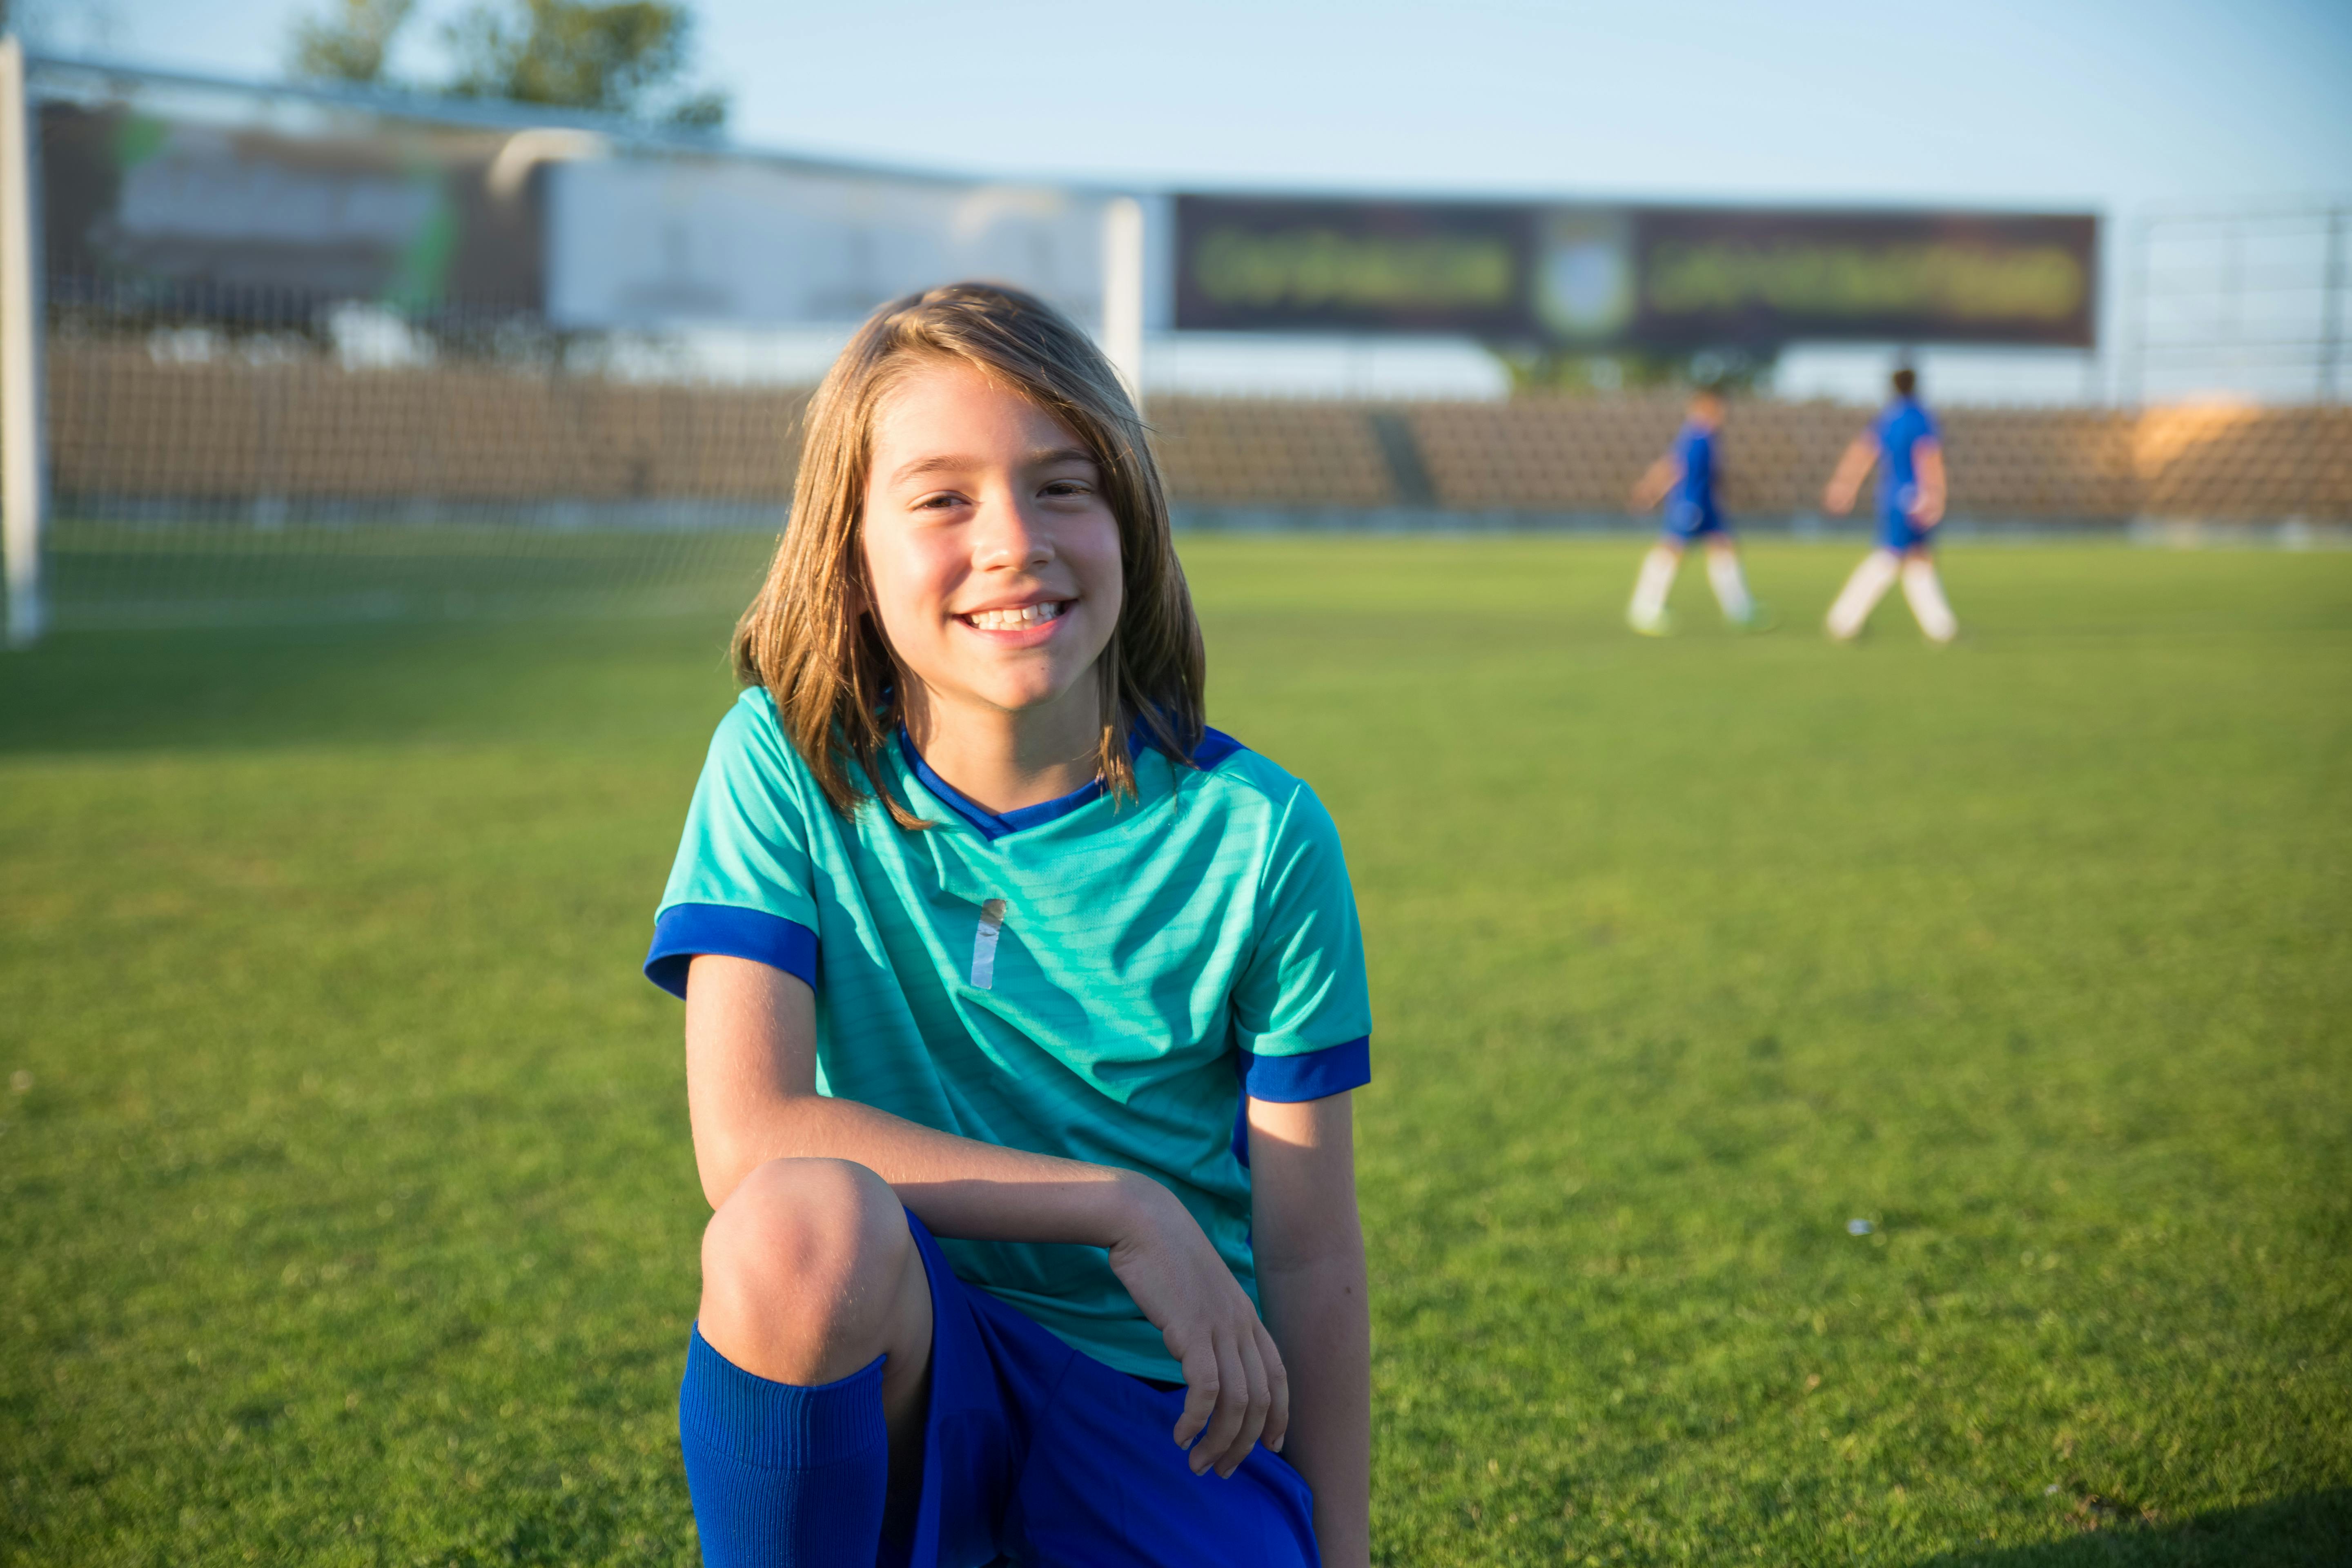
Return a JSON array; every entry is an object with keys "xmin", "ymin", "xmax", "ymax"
[{"xmin": 2, "ymin": 539, "xmax": 2347, "ymax": 1565}]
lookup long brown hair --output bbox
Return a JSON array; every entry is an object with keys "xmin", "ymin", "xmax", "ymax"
[{"xmin": 732, "ymin": 282, "xmax": 1205, "ymax": 828}]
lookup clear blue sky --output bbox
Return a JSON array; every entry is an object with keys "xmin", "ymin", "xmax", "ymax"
[{"xmin": 28, "ymin": 0, "xmax": 2352, "ymax": 212}]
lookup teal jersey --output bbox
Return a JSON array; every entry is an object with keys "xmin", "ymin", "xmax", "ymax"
[{"xmin": 646, "ymin": 689, "xmax": 1372, "ymax": 1378}]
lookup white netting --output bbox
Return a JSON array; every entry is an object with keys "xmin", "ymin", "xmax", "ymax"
[
  {"xmin": 42, "ymin": 283, "xmax": 795, "ymax": 626},
  {"xmin": 16, "ymin": 55, "xmax": 1119, "ymax": 631}
]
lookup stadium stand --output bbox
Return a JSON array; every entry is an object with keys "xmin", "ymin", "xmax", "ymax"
[
  {"xmin": 1240, "ymin": 397, "xmax": 2346, "ymax": 524},
  {"xmin": 1402, "ymin": 397, "xmax": 2165, "ymax": 521},
  {"xmin": 2133, "ymin": 403, "xmax": 2352, "ymax": 519},
  {"xmin": 48, "ymin": 344, "xmax": 809, "ymax": 520},
  {"xmin": 41, "ymin": 343, "xmax": 2352, "ymax": 526},
  {"xmin": 1408, "ymin": 396, "xmax": 1690, "ymax": 513},
  {"xmin": 1146, "ymin": 398, "xmax": 1398, "ymax": 508}
]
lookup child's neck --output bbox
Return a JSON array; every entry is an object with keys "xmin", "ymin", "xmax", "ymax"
[{"xmin": 901, "ymin": 674, "xmax": 1105, "ymax": 815}]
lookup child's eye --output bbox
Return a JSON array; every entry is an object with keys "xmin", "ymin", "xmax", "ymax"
[{"xmin": 1041, "ymin": 479, "xmax": 1094, "ymax": 497}]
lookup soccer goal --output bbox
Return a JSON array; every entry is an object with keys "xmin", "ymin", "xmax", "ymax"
[{"xmin": 0, "ymin": 48, "xmax": 1140, "ymax": 639}]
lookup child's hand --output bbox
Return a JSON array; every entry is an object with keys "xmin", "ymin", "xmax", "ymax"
[{"xmin": 1106, "ymin": 1175, "xmax": 1290, "ymax": 1479}]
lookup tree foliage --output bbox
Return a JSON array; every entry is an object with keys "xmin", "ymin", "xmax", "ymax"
[
  {"xmin": 283, "ymin": 0, "xmax": 728, "ymax": 128},
  {"xmin": 1490, "ymin": 345, "xmax": 1780, "ymax": 397},
  {"xmin": 441, "ymin": 0, "xmax": 727, "ymax": 127},
  {"xmin": 288, "ymin": 0, "xmax": 416, "ymax": 85}
]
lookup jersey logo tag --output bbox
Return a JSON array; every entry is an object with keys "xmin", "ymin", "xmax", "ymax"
[{"xmin": 970, "ymin": 899, "xmax": 1008, "ymax": 989}]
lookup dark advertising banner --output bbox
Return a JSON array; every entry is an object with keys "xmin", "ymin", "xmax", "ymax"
[
  {"xmin": 40, "ymin": 102, "xmax": 543, "ymax": 315},
  {"xmin": 1176, "ymin": 195, "xmax": 2097, "ymax": 349},
  {"xmin": 1619, "ymin": 207, "xmax": 2097, "ymax": 347},
  {"xmin": 1172, "ymin": 195, "xmax": 1535, "ymax": 338}
]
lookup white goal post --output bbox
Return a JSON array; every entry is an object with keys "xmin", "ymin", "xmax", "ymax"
[{"xmin": 0, "ymin": 35, "xmax": 42, "ymax": 648}]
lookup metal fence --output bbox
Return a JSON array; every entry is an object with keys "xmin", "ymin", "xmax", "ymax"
[{"xmin": 2123, "ymin": 203, "xmax": 2351, "ymax": 405}]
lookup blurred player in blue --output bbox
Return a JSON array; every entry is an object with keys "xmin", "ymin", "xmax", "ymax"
[
  {"xmin": 1821, "ymin": 366, "xmax": 1958, "ymax": 643},
  {"xmin": 1626, "ymin": 385, "xmax": 1771, "ymax": 635}
]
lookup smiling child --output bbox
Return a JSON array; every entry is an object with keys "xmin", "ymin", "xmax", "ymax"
[{"xmin": 643, "ymin": 284, "xmax": 1373, "ymax": 1567}]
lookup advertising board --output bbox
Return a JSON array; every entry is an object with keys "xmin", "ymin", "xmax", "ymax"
[
  {"xmin": 1176, "ymin": 194, "xmax": 2097, "ymax": 349},
  {"xmin": 39, "ymin": 101, "xmax": 540, "ymax": 312},
  {"xmin": 543, "ymin": 158, "xmax": 1110, "ymax": 330}
]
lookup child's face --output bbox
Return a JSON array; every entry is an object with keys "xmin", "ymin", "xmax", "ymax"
[{"xmin": 860, "ymin": 361, "xmax": 1123, "ymax": 724}]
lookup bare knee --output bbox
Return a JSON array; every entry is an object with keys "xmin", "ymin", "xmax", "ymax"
[{"xmin": 699, "ymin": 1157, "xmax": 911, "ymax": 1384}]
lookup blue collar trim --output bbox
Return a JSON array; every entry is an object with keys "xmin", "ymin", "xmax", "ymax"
[
  {"xmin": 889, "ymin": 728, "xmax": 1242, "ymax": 842},
  {"xmin": 898, "ymin": 729, "xmax": 1111, "ymax": 841},
  {"xmin": 898, "ymin": 724, "xmax": 1249, "ymax": 842},
  {"xmin": 1188, "ymin": 725, "xmax": 1246, "ymax": 768}
]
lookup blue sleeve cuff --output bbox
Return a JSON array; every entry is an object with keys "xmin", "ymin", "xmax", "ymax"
[
  {"xmin": 644, "ymin": 903, "xmax": 818, "ymax": 999},
  {"xmin": 1238, "ymin": 1035, "xmax": 1370, "ymax": 1102}
]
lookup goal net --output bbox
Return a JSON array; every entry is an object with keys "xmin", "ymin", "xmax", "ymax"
[{"xmin": 4, "ymin": 51, "xmax": 1127, "ymax": 636}]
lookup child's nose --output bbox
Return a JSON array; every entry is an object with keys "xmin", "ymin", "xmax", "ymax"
[{"xmin": 971, "ymin": 488, "xmax": 1054, "ymax": 568}]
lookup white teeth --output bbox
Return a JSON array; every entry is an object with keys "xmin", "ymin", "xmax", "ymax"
[{"xmin": 965, "ymin": 602, "xmax": 1065, "ymax": 630}]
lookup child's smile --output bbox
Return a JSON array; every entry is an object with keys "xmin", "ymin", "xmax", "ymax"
[{"xmin": 957, "ymin": 596, "xmax": 1071, "ymax": 639}]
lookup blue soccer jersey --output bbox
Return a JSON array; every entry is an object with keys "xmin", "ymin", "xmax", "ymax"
[
  {"xmin": 648, "ymin": 690, "xmax": 1373, "ymax": 1379},
  {"xmin": 1675, "ymin": 423, "xmax": 1717, "ymax": 507},
  {"xmin": 1873, "ymin": 397, "xmax": 1940, "ymax": 512},
  {"xmin": 1665, "ymin": 421, "xmax": 1726, "ymax": 537}
]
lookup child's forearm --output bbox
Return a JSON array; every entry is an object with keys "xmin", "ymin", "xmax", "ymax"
[
  {"xmin": 699, "ymin": 1087, "xmax": 1163, "ymax": 1247},
  {"xmin": 1824, "ymin": 439, "xmax": 1875, "ymax": 510},
  {"xmin": 1630, "ymin": 457, "xmax": 1679, "ymax": 509},
  {"xmin": 685, "ymin": 953, "xmax": 1165, "ymax": 1246},
  {"xmin": 1259, "ymin": 1247, "xmax": 1372, "ymax": 1567},
  {"xmin": 1914, "ymin": 444, "xmax": 1948, "ymax": 523}
]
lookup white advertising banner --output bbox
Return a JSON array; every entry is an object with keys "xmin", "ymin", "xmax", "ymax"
[{"xmin": 547, "ymin": 156, "xmax": 1111, "ymax": 330}]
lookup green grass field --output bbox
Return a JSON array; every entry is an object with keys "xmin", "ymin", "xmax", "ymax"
[{"xmin": 3, "ymin": 538, "xmax": 2348, "ymax": 1566}]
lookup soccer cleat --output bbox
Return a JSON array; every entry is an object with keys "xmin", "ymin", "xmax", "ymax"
[
  {"xmin": 1729, "ymin": 602, "xmax": 1777, "ymax": 633},
  {"xmin": 1628, "ymin": 606, "xmax": 1675, "ymax": 637}
]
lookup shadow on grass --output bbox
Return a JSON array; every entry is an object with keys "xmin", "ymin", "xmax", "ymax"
[
  {"xmin": 0, "ymin": 618, "xmax": 739, "ymax": 758},
  {"xmin": 1917, "ymin": 1488, "xmax": 2350, "ymax": 1568}
]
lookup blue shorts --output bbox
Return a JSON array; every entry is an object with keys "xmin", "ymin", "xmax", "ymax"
[
  {"xmin": 1878, "ymin": 506, "xmax": 1933, "ymax": 552},
  {"xmin": 896, "ymin": 1210, "xmax": 1319, "ymax": 1568},
  {"xmin": 1664, "ymin": 498, "xmax": 1727, "ymax": 541}
]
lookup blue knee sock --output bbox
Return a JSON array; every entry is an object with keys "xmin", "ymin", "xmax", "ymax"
[{"xmin": 678, "ymin": 1325, "xmax": 890, "ymax": 1568}]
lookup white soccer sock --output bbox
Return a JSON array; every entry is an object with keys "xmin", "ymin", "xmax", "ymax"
[
  {"xmin": 1900, "ymin": 556, "xmax": 1958, "ymax": 643},
  {"xmin": 1706, "ymin": 548, "xmax": 1754, "ymax": 621},
  {"xmin": 1629, "ymin": 546, "xmax": 1679, "ymax": 623},
  {"xmin": 1826, "ymin": 550, "xmax": 1900, "ymax": 640}
]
